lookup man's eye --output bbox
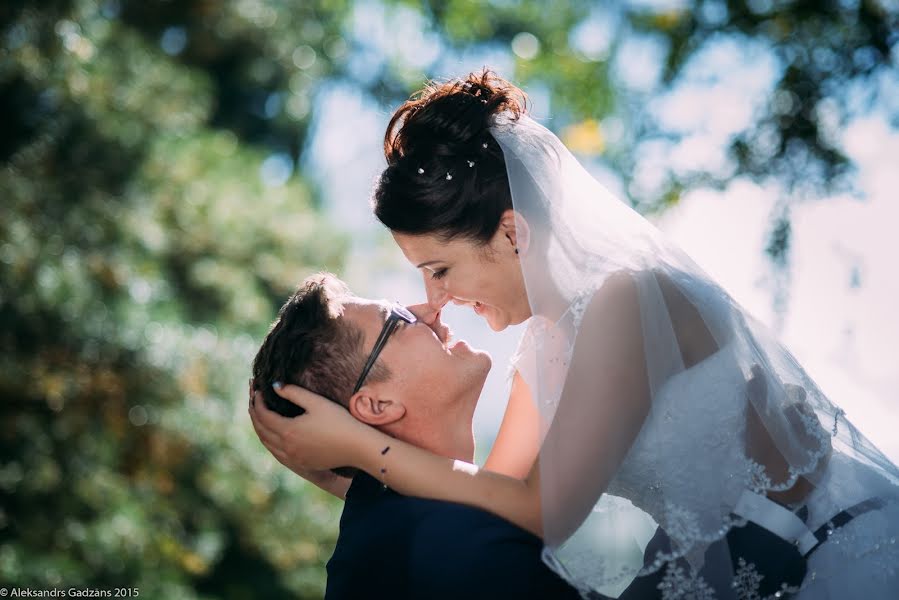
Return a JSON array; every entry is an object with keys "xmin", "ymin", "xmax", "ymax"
[
  {"xmin": 430, "ymin": 268, "xmax": 447, "ymax": 280},
  {"xmin": 394, "ymin": 319, "xmax": 414, "ymax": 332}
]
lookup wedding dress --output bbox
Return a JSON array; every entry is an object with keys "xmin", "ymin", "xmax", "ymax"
[{"xmin": 492, "ymin": 113, "xmax": 899, "ymax": 598}]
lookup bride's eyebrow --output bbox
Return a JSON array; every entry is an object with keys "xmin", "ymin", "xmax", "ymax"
[{"xmin": 416, "ymin": 260, "xmax": 443, "ymax": 269}]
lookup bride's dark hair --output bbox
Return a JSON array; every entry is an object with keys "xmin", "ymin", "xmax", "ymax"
[{"xmin": 372, "ymin": 69, "xmax": 528, "ymax": 244}]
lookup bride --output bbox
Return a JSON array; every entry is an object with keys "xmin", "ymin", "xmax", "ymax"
[{"xmin": 250, "ymin": 70, "xmax": 899, "ymax": 598}]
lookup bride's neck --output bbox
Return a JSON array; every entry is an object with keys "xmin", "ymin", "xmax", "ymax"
[{"xmin": 524, "ymin": 255, "xmax": 570, "ymax": 323}]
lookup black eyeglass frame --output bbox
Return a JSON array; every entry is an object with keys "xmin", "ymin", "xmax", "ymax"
[{"xmin": 352, "ymin": 304, "xmax": 417, "ymax": 394}]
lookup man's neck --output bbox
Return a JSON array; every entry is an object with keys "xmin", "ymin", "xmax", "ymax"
[
  {"xmin": 387, "ymin": 400, "xmax": 477, "ymax": 464},
  {"xmin": 431, "ymin": 393, "xmax": 477, "ymax": 463},
  {"xmin": 396, "ymin": 421, "xmax": 474, "ymax": 464},
  {"xmin": 444, "ymin": 422, "xmax": 475, "ymax": 463}
]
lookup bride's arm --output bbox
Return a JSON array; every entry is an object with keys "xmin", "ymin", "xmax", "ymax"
[
  {"xmin": 483, "ymin": 370, "xmax": 540, "ymax": 479},
  {"xmin": 296, "ymin": 469, "xmax": 352, "ymax": 500},
  {"xmin": 538, "ymin": 272, "xmax": 651, "ymax": 542},
  {"xmin": 261, "ymin": 271, "xmax": 651, "ymax": 540},
  {"xmin": 351, "ymin": 419, "xmax": 544, "ymax": 534}
]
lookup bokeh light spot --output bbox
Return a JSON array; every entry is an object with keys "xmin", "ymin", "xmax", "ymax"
[
  {"xmin": 511, "ymin": 32, "xmax": 540, "ymax": 60},
  {"xmin": 160, "ymin": 26, "xmax": 188, "ymax": 56},
  {"xmin": 260, "ymin": 153, "xmax": 294, "ymax": 187},
  {"xmin": 129, "ymin": 405, "xmax": 149, "ymax": 426}
]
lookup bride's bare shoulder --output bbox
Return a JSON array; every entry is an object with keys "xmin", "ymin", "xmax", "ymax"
[{"xmin": 580, "ymin": 270, "xmax": 642, "ymax": 329}]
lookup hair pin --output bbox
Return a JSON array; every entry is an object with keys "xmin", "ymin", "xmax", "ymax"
[
  {"xmin": 467, "ymin": 160, "xmax": 475, "ymax": 167},
  {"xmin": 482, "ymin": 142, "xmax": 488, "ymax": 148},
  {"xmin": 445, "ymin": 172, "xmax": 453, "ymax": 180},
  {"xmin": 417, "ymin": 167, "xmax": 425, "ymax": 174}
]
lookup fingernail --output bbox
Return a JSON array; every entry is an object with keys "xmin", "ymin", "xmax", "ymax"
[{"xmin": 272, "ymin": 381, "xmax": 283, "ymax": 390}]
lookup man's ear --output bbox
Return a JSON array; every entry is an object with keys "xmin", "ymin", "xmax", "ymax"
[
  {"xmin": 348, "ymin": 389, "xmax": 406, "ymax": 426},
  {"xmin": 498, "ymin": 209, "xmax": 531, "ymax": 255}
]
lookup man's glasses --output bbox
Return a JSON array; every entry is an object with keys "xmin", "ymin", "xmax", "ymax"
[{"xmin": 352, "ymin": 304, "xmax": 417, "ymax": 394}]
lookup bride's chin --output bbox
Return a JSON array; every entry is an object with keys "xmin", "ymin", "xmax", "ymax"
[
  {"xmin": 484, "ymin": 312, "xmax": 509, "ymax": 332},
  {"xmin": 485, "ymin": 307, "xmax": 530, "ymax": 331}
]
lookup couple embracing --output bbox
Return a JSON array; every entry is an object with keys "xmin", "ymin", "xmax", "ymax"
[{"xmin": 249, "ymin": 70, "xmax": 899, "ymax": 599}]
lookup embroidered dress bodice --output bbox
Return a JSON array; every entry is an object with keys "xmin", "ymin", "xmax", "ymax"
[{"xmin": 513, "ymin": 311, "xmax": 750, "ymax": 543}]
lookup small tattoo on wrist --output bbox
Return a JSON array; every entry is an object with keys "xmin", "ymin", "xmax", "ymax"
[{"xmin": 381, "ymin": 446, "xmax": 391, "ymax": 455}]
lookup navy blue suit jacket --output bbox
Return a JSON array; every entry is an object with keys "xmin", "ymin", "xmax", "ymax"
[{"xmin": 325, "ymin": 473, "xmax": 582, "ymax": 600}]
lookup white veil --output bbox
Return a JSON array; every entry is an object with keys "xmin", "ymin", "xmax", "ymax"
[{"xmin": 489, "ymin": 113, "xmax": 899, "ymax": 598}]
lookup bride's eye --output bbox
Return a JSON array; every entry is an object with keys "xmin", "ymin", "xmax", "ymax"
[{"xmin": 430, "ymin": 268, "xmax": 448, "ymax": 280}]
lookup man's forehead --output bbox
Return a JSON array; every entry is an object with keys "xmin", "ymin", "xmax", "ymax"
[{"xmin": 343, "ymin": 297, "xmax": 392, "ymax": 325}]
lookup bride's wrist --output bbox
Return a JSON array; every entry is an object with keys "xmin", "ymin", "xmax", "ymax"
[{"xmin": 351, "ymin": 425, "xmax": 394, "ymax": 477}]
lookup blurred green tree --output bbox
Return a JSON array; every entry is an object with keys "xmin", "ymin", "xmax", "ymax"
[
  {"xmin": 2, "ymin": 1, "xmax": 350, "ymax": 598},
  {"xmin": 621, "ymin": 0, "xmax": 897, "ymax": 263}
]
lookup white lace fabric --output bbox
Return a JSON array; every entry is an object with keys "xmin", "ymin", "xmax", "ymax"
[{"xmin": 492, "ymin": 113, "xmax": 899, "ymax": 598}]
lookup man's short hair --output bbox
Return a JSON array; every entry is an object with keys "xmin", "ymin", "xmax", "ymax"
[{"xmin": 251, "ymin": 272, "xmax": 390, "ymax": 476}]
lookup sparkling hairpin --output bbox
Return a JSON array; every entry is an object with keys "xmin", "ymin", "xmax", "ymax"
[
  {"xmin": 445, "ymin": 172, "xmax": 453, "ymax": 180},
  {"xmin": 482, "ymin": 142, "xmax": 488, "ymax": 149},
  {"xmin": 467, "ymin": 160, "xmax": 475, "ymax": 168},
  {"xmin": 417, "ymin": 167, "xmax": 424, "ymax": 174}
]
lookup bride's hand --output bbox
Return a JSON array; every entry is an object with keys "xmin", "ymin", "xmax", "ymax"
[{"xmin": 249, "ymin": 382, "xmax": 370, "ymax": 472}]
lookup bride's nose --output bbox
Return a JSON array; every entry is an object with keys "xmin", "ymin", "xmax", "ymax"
[{"xmin": 422, "ymin": 273, "xmax": 449, "ymax": 311}]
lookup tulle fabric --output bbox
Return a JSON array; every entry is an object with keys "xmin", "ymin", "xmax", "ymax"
[{"xmin": 490, "ymin": 113, "xmax": 899, "ymax": 598}]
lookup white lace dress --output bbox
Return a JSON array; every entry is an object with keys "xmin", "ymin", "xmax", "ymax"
[{"xmin": 509, "ymin": 287, "xmax": 899, "ymax": 599}]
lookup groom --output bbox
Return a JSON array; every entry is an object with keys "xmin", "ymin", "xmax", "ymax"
[{"xmin": 249, "ymin": 273, "xmax": 584, "ymax": 599}]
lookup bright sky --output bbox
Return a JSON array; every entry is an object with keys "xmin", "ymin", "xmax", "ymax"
[{"xmin": 299, "ymin": 7, "xmax": 898, "ymax": 464}]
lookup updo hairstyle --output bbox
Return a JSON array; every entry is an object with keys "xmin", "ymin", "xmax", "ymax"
[{"xmin": 372, "ymin": 69, "xmax": 528, "ymax": 245}]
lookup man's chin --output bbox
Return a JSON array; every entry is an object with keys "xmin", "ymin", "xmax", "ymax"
[
  {"xmin": 473, "ymin": 351, "xmax": 493, "ymax": 381},
  {"xmin": 451, "ymin": 339, "xmax": 492, "ymax": 367},
  {"xmin": 469, "ymin": 365, "xmax": 491, "ymax": 407}
]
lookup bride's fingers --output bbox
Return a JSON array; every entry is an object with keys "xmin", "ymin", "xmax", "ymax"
[
  {"xmin": 249, "ymin": 400, "xmax": 284, "ymax": 441},
  {"xmin": 255, "ymin": 427, "xmax": 287, "ymax": 462},
  {"xmin": 271, "ymin": 382, "xmax": 329, "ymax": 412},
  {"xmin": 249, "ymin": 388, "xmax": 262, "ymax": 410},
  {"xmin": 251, "ymin": 390, "xmax": 299, "ymax": 431},
  {"xmin": 272, "ymin": 448, "xmax": 289, "ymax": 464},
  {"xmin": 262, "ymin": 437, "xmax": 286, "ymax": 462},
  {"xmin": 250, "ymin": 408, "xmax": 282, "ymax": 447}
]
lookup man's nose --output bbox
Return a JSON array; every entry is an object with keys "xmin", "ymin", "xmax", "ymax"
[
  {"xmin": 422, "ymin": 273, "xmax": 449, "ymax": 311},
  {"xmin": 406, "ymin": 302, "xmax": 440, "ymax": 326}
]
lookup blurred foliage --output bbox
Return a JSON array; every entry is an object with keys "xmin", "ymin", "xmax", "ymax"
[
  {"xmin": 622, "ymin": 0, "xmax": 898, "ymax": 263},
  {"xmin": 395, "ymin": 0, "xmax": 898, "ymax": 263},
  {"xmin": 1, "ymin": 0, "xmax": 348, "ymax": 597},
  {"xmin": 2, "ymin": 0, "xmax": 896, "ymax": 597}
]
